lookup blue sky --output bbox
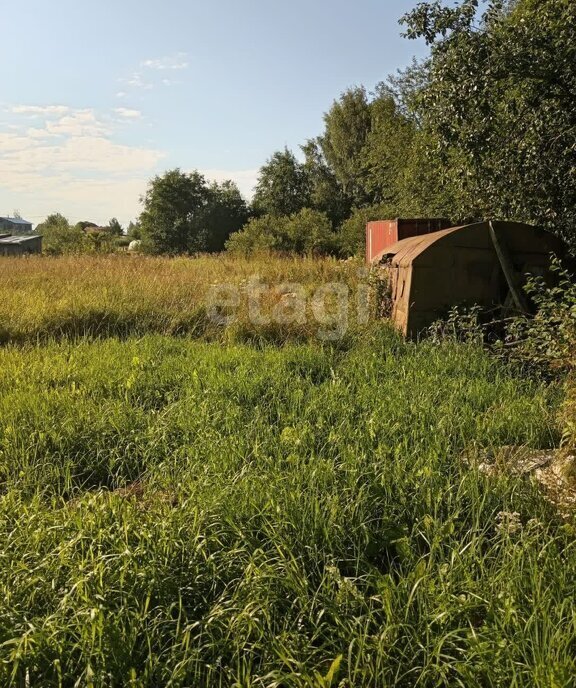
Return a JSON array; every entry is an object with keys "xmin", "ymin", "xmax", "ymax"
[{"xmin": 0, "ymin": 0, "xmax": 429, "ymax": 226}]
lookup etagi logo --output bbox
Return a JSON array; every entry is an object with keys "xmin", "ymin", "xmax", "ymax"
[{"xmin": 206, "ymin": 269, "xmax": 372, "ymax": 340}]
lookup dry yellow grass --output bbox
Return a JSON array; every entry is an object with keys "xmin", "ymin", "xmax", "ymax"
[{"xmin": 0, "ymin": 253, "xmax": 373, "ymax": 344}]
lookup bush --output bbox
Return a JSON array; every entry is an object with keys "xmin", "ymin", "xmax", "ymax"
[
  {"xmin": 227, "ymin": 209, "xmax": 338, "ymax": 257},
  {"xmin": 36, "ymin": 214, "xmax": 89, "ymax": 256}
]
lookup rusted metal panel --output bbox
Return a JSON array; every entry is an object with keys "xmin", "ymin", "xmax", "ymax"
[
  {"xmin": 373, "ymin": 220, "xmax": 567, "ymax": 338},
  {"xmin": 365, "ymin": 218, "xmax": 451, "ymax": 263}
]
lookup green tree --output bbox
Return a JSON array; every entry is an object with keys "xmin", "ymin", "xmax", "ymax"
[
  {"xmin": 361, "ymin": 92, "xmax": 417, "ymax": 207},
  {"xmin": 319, "ymin": 87, "xmax": 372, "ymax": 205},
  {"xmin": 140, "ymin": 169, "xmax": 248, "ymax": 254},
  {"xmin": 36, "ymin": 213, "xmax": 88, "ymax": 255},
  {"xmin": 126, "ymin": 221, "xmax": 141, "ymax": 240},
  {"xmin": 401, "ymin": 0, "xmax": 576, "ymax": 240},
  {"xmin": 301, "ymin": 139, "xmax": 351, "ymax": 225},
  {"xmin": 107, "ymin": 218, "xmax": 123, "ymax": 236},
  {"xmin": 281, "ymin": 208, "xmax": 337, "ymax": 256},
  {"xmin": 201, "ymin": 181, "xmax": 249, "ymax": 252},
  {"xmin": 140, "ymin": 169, "xmax": 210, "ymax": 254},
  {"xmin": 225, "ymin": 215, "xmax": 280, "ymax": 256},
  {"xmin": 252, "ymin": 149, "xmax": 310, "ymax": 217}
]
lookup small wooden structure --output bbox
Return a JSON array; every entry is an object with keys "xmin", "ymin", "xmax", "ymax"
[
  {"xmin": 0, "ymin": 234, "xmax": 43, "ymax": 256},
  {"xmin": 371, "ymin": 220, "xmax": 565, "ymax": 337}
]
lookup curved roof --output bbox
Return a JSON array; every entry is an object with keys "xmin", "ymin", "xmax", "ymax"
[
  {"xmin": 372, "ymin": 224, "xmax": 466, "ymax": 266},
  {"xmin": 372, "ymin": 220, "xmax": 563, "ymax": 267}
]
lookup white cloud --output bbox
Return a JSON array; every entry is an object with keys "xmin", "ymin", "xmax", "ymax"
[
  {"xmin": 114, "ymin": 107, "xmax": 142, "ymax": 119},
  {"xmin": 141, "ymin": 53, "xmax": 189, "ymax": 70},
  {"xmin": 0, "ymin": 132, "xmax": 35, "ymax": 151},
  {"xmin": 0, "ymin": 105, "xmax": 165, "ymax": 225},
  {"xmin": 45, "ymin": 109, "xmax": 111, "ymax": 137},
  {"xmin": 200, "ymin": 168, "xmax": 259, "ymax": 200},
  {"xmin": 26, "ymin": 127, "xmax": 56, "ymax": 139},
  {"xmin": 118, "ymin": 53, "xmax": 188, "ymax": 94},
  {"xmin": 3, "ymin": 136, "xmax": 162, "ymax": 175},
  {"xmin": 10, "ymin": 104, "xmax": 70, "ymax": 116},
  {"xmin": 119, "ymin": 72, "xmax": 154, "ymax": 90}
]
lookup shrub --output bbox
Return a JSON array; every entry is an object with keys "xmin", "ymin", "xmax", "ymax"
[{"xmin": 227, "ymin": 209, "xmax": 338, "ymax": 257}]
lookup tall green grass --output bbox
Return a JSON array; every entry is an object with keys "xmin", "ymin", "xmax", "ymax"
[
  {"xmin": 0, "ymin": 329, "xmax": 573, "ymax": 686},
  {"xmin": 0, "ymin": 254, "xmax": 369, "ymax": 345}
]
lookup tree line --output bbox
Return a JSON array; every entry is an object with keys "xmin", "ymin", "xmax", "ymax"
[{"xmin": 36, "ymin": 0, "xmax": 576, "ymax": 257}]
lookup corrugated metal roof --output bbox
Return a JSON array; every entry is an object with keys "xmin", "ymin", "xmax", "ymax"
[
  {"xmin": 0, "ymin": 217, "xmax": 32, "ymax": 225},
  {"xmin": 373, "ymin": 225, "xmax": 468, "ymax": 265},
  {"xmin": 0, "ymin": 235, "xmax": 41, "ymax": 245}
]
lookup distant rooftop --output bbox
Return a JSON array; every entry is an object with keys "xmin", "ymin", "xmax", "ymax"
[
  {"xmin": 0, "ymin": 234, "xmax": 41, "ymax": 245},
  {"xmin": 0, "ymin": 216, "xmax": 32, "ymax": 225}
]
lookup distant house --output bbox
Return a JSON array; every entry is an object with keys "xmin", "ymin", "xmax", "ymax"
[
  {"xmin": 0, "ymin": 216, "xmax": 33, "ymax": 234},
  {"xmin": 0, "ymin": 234, "xmax": 42, "ymax": 256}
]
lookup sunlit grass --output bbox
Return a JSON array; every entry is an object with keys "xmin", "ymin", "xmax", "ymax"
[
  {"xmin": 0, "ymin": 253, "xmax": 370, "ymax": 345},
  {"xmin": 0, "ymin": 328, "xmax": 573, "ymax": 686}
]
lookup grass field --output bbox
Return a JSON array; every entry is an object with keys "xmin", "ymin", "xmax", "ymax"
[
  {"xmin": 0, "ymin": 256, "xmax": 575, "ymax": 686},
  {"xmin": 0, "ymin": 254, "xmax": 370, "ymax": 346}
]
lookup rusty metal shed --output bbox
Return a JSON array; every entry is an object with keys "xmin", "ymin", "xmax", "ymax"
[
  {"xmin": 374, "ymin": 220, "xmax": 566, "ymax": 337},
  {"xmin": 365, "ymin": 218, "xmax": 452, "ymax": 263}
]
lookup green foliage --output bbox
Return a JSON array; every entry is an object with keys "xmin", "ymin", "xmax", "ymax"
[
  {"xmin": 500, "ymin": 259, "xmax": 576, "ymax": 374},
  {"xmin": 319, "ymin": 87, "xmax": 372, "ymax": 205},
  {"xmin": 202, "ymin": 180, "xmax": 249, "ymax": 252},
  {"xmin": 401, "ymin": 0, "xmax": 576, "ymax": 239},
  {"xmin": 140, "ymin": 169, "xmax": 248, "ymax": 255},
  {"xmin": 280, "ymin": 208, "xmax": 339, "ymax": 255},
  {"xmin": 140, "ymin": 169, "xmax": 210, "ymax": 254},
  {"xmin": 252, "ymin": 148, "xmax": 311, "ymax": 217},
  {"xmin": 360, "ymin": 92, "xmax": 417, "ymax": 206},
  {"xmin": 0, "ymin": 331, "xmax": 572, "ymax": 684},
  {"xmin": 301, "ymin": 138, "xmax": 351, "ymax": 225},
  {"xmin": 36, "ymin": 213, "xmax": 88, "ymax": 255},
  {"xmin": 114, "ymin": 235, "xmax": 131, "ymax": 248},
  {"xmin": 225, "ymin": 214, "xmax": 278, "ymax": 255},
  {"xmin": 107, "ymin": 217, "xmax": 123, "ymax": 236},
  {"xmin": 227, "ymin": 209, "xmax": 337, "ymax": 257},
  {"xmin": 126, "ymin": 220, "xmax": 141, "ymax": 240}
]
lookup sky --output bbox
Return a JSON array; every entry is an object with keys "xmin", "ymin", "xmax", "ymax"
[{"xmin": 0, "ymin": 0, "xmax": 429, "ymax": 227}]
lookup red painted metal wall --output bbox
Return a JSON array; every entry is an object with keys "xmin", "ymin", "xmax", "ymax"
[{"xmin": 366, "ymin": 218, "xmax": 452, "ymax": 263}]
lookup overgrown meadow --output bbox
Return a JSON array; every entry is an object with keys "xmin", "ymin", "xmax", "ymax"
[{"xmin": 0, "ymin": 255, "xmax": 574, "ymax": 687}]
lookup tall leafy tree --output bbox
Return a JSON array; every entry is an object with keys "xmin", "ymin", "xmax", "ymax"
[
  {"xmin": 201, "ymin": 180, "xmax": 249, "ymax": 252},
  {"xmin": 361, "ymin": 91, "xmax": 417, "ymax": 207},
  {"xmin": 252, "ymin": 149, "xmax": 310, "ymax": 217},
  {"xmin": 401, "ymin": 0, "xmax": 576, "ymax": 239},
  {"xmin": 140, "ymin": 169, "xmax": 209, "ymax": 254},
  {"xmin": 301, "ymin": 138, "xmax": 351, "ymax": 225},
  {"xmin": 139, "ymin": 170, "xmax": 247, "ymax": 254},
  {"xmin": 107, "ymin": 217, "xmax": 123, "ymax": 236},
  {"xmin": 319, "ymin": 87, "xmax": 372, "ymax": 205}
]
